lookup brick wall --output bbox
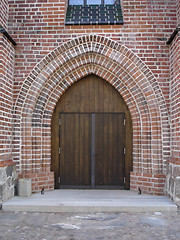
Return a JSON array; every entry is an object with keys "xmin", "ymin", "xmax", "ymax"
[
  {"xmin": 0, "ymin": 0, "xmax": 9, "ymax": 30},
  {"xmin": 0, "ymin": 0, "xmax": 16, "ymax": 201},
  {"xmin": 5, "ymin": 0, "xmax": 179, "ymax": 195},
  {"xmin": 0, "ymin": 33, "xmax": 15, "ymax": 168},
  {"xmin": 8, "ymin": 0, "xmax": 177, "ymax": 108},
  {"xmin": 177, "ymin": 0, "xmax": 180, "ymax": 25},
  {"xmin": 170, "ymin": 36, "xmax": 180, "ymax": 168},
  {"xmin": 166, "ymin": 33, "xmax": 180, "ymax": 203},
  {"xmin": 165, "ymin": 0, "xmax": 180, "ymax": 203},
  {"xmin": 0, "ymin": 0, "xmax": 16, "ymax": 200}
]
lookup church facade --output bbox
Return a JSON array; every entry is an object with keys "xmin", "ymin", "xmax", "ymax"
[{"xmin": 0, "ymin": 0, "xmax": 180, "ymax": 204}]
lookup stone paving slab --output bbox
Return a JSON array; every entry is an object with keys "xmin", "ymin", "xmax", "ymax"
[
  {"xmin": 0, "ymin": 211, "xmax": 180, "ymax": 240},
  {"xmin": 2, "ymin": 190, "xmax": 178, "ymax": 213}
]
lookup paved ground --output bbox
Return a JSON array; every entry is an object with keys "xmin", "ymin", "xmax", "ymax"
[{"xmin": 0, "ymin": 211, "xmax": 180, "ymax": 240}]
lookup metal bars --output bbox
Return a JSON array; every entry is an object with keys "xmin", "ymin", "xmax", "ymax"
[{"xmin": 69, "ymin": 0, "xmax": 120, "ymax": 5}]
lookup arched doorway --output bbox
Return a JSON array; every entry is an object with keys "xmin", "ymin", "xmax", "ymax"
[
  {"xmin": 51, "ymin": 74, "xmax": 132, "ymax": 189},
  {"xmin": 15, "ymin": 35, "xmax": 168, "ymax": 194}
]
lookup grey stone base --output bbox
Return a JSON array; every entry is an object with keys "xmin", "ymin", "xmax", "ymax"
[
  {"xmin": 166, "ymin": 163, "xmax": 180, "ymax": 206},
  {"xmin": 2, "ymin": 190, "xmax": 177, "ymax": 213},
  {"xmin": 0, "ymin": 165, "xmax": 17, "ymax": 201},
  {"xmin": 17, "ymin": 178, "xmax": 32, "ymax": 197}
]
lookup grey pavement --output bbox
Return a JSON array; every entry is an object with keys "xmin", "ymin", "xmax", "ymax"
[{"xmin": 0, "ymin": 211, "xmax": 180, "ymax": 240}]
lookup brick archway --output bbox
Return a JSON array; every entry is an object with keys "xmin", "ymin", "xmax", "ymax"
[{"xmin": 14, "ymin": 35, "xmax": 169, "ymax": 194}]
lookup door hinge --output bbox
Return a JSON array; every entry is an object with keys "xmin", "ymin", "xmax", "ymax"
[
  {"xmin": 59, "ymin": 147, "xmax": 60, "ymax": 154},
  {"xmin": 59, "ymin": 118, "xmax": 61, "ymax": 125},
  {"xmin": 124, "ymin": 118, "xmax": 126, "ymax": 125},
  {"xmin": 58, "ymin": 177, "xmax": 60, "ymax": 183},
  {"xmin": 123, "ymin": 147, "xmax": 126, "ymax": 154},
  {"xmin": 124, "ymin": 177, "xmax": 126, "ymax": 184}
]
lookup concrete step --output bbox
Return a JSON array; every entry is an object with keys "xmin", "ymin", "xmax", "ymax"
[{"xmin": 2, "ymin": 190, "xmax": 178, "ymax": 213}]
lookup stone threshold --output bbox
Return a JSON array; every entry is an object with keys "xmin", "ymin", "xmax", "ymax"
[{"xmin": 2, "ymin": 190, "xmax": 178, "ymax": 213}]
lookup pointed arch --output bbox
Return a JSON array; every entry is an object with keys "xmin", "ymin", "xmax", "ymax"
[{"xmin": 14, "ymin": 35, "xmax": 169, "ymax": 194}]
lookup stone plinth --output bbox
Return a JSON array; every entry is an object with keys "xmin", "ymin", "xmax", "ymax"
[
  {"xmin": 18, "ymin": 179, "xmax": 32, "ymax": 197},
  {"xmin": 0, "ymin": 164, "xmax": 17, "ymax": 201}
]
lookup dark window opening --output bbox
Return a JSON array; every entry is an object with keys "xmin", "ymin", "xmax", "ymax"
[{"xmin": 65, "ymin": 0, "xmax": 123, "ymax": 25}]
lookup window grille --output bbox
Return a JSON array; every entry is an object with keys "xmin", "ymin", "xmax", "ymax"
[
  {"xmin": 66, "ymin": 0, "xmax": 123, "ymax": 25},
  {"xmin": 69, "ymin": 0, "xmax": 120, "ymax": 5}
]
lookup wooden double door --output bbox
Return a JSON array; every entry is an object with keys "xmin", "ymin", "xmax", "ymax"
[
  {"xmin": 51, "ymin": 74, "xmax": 132, "ymax": 190},
  {"xmin": 59, "ymin": 112, "xmax": 125, "ymax": 189}
]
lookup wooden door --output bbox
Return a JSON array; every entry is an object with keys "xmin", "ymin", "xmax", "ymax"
[
  {"xmin": 59, "ymin": 112, "xmax": 125, "ymax": 189},
  {"xmin": 51, "ymin": 74, "xmax": 132, "ymax": 189}
]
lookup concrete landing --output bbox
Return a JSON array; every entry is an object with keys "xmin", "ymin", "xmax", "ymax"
[{"xmin": 2, "ymin": 190, "xmax": 178, "ymax": 213}]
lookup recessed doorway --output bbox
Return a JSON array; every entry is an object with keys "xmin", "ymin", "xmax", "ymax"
[{"xmin": 51, "ymin": 75, "xmax": 132, "ymax": 189}]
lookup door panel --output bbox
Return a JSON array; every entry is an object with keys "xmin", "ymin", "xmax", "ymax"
[
  {"xmin": 60, "ymin": 113, "xmax": 91, "ymax": 187},
  {"xmin": 95, "ymin": 113, "xmax": 125, "ymax": 187}
]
